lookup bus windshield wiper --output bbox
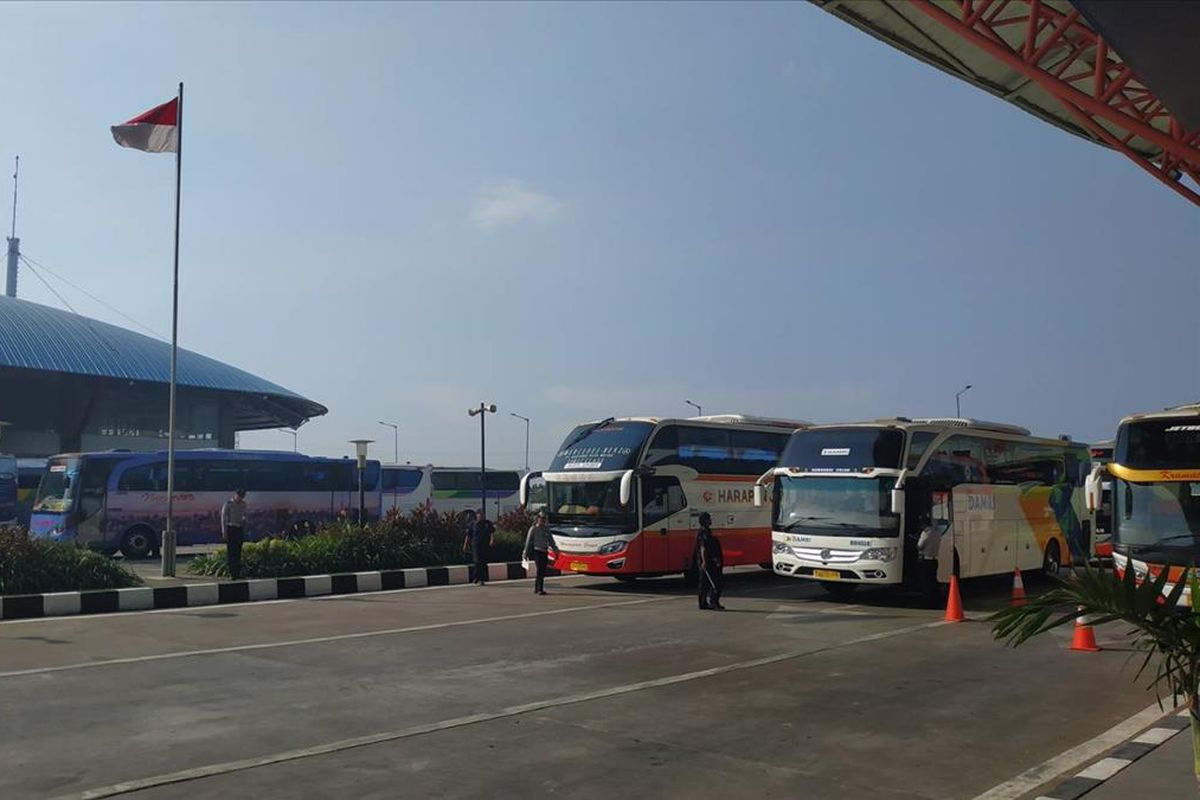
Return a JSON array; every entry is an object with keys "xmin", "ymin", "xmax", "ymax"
[
  {"xmin": 560, "ymin": 417, "xmax": 616, "ymax": 452},
  {"xmin": 779, "ymin": 516, "xmax": 829, "ymax": 532}
]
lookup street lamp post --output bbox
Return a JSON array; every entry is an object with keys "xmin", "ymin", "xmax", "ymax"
[
  {"xmin": 685, "ymin": 399, "xmax": 702, "ymax": 417},
  {"xmin": 349, "ymin": 439, "xmax": 373, "ymax": 525},
  {"xmin": 955, "ymin": 384, "xmax": 973, "ymax": 418},
  {"xmin": 510, "ymin": 412, "xmax": 530, "ymax": 472},
  {"xmin": 378, "ymin": 421, "xmax": 399, "ymax": 464},
  {"xmin": 468, "ymin": 403, "xmax": 497, "ymax": 521}
]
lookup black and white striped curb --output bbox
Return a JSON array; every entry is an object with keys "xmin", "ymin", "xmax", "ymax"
[
  {"xmin": 0, "ymin": 562, "xmax": 560, "ymax": 621},
  {"xmin": 1035, "ymin": 711, "xmax": 1191, "ymax": 800}
]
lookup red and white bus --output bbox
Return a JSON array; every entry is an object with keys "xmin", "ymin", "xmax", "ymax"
[{"xmin": 522, "ymin": 415, "xmax": 807, "ymax": 580}]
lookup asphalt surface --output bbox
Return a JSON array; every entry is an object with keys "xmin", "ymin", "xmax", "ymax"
[{"xmin": 0, "ymin": 570, "xmax": 1160, "ymax": 799}]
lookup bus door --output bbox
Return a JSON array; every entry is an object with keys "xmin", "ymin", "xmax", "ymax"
[
  {"xmin": 641, "ymin": 475, "xmax": 687, "ymax": 572},
  {"xmin": 901, "ymin": 477, "xmax": 932, "ymax": 587}
]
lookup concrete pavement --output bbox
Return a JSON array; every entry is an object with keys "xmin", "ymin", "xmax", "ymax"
[{"xmin": 0, "ymin": 571, "xmax": 1162, "ymax": 799}]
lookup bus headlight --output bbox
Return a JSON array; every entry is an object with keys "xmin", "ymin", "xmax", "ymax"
[
  {"xmin": 860, "ymin": 547, "xmax": 897, "ymax": 563},
  {"xmin": 598, "ymin": 540, "xmax": 628, "ymax": 555},
  {"xmin": 773, "ymin": 542, "xmax": 792, "ymax": 555}
]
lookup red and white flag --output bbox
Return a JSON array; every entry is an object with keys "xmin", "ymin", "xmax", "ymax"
[{"xmin": 111, "ymin": 98, "xmax": 178, "ymax": 153}]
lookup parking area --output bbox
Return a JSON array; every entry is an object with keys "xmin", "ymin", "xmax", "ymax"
[{"xmin": 0, "ymin": 570, "xmax": 1160, "ymax": 799}]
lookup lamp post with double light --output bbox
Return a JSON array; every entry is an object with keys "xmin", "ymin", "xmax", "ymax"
[{"xmin": 468, "ymin": 403, "xmax": 497, "ymax": 521}]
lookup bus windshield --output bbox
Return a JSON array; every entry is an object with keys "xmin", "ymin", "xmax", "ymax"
[
  {"xmin": 779, "ymin": 428, "xmax": 904, "ymax": 472},
  {"xmin": 34, "ymin": 457, "xmax": 78, "ymax": 513},
  {"xmin": 548, "ymin": 421, "xmax": 654, "ymax": 473},
  {"xmin": 775, "ymin": 475, "xmax": 899, "ymax": 537},
  {"xmin": 1114, "ymin": 479, "xmax": 1200, "ymax": 560},
  {"xmin": 547, "ymin": 478, "xmax": 635, "ymax": 533},
  {"xmin": 1117, "ymin": 420, "xmax": 1200, "ymax": 469}
]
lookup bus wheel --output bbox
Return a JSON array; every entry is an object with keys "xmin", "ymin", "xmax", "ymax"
[
  {"xmin": 759, "ymin": 562, "xmax": 773, "ymax": 570},
  {"xmin": 821, "ymin": 581, "xmax": 857, "ymax": 600},
  {"xmin": 1042, "ymin": 540, "xmax": 1062, "ymax": 579},
  {"xmin": 614, "ymin": 575, "xmax": 636, "ymax": 583},
  {"xmin": 120, "ymin": 526, "xmax": 155, "ymax": 560}
]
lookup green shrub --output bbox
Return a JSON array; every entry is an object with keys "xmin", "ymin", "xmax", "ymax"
[
  {"xmin": 188, "ymin": 506, "xmax": 538, "ymax": 579},
  {"xmin": 0, "ymin": 527, "xmax": 143, "ymax": 595}
]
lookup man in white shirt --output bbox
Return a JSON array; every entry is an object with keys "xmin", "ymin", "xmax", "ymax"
[{"xmin": 220, "ymin": 489, "xmax": 248, "ymax": 579}]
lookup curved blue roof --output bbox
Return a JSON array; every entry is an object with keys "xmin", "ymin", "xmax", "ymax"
[{"xmin": 0, "ymin": 295, "xmax": 326, "ymax": 426}]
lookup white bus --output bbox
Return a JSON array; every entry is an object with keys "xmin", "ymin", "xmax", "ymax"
[
  {"xmin": 380, "ymin": 465, "xmax": 523, "ymax": 518},
  {"xmin": 759, "ymin": 418, "xmax": 1092, "ymax": 598},
  {"xmin": 524, "ymin": 415, "xmax": 807, "ymax": 579}
]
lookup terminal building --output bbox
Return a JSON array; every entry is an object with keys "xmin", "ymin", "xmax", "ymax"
[{"xmin": 0, "ymin": 294, "xmax": 327, "ymax": 457}]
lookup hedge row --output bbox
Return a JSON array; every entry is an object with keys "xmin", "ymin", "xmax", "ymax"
[
  {"xmin": 188, "ymin": 506, "xmax": 534, "ymax": 579},
  {"xmin": 0, "ymin": 527, "xmax": 143, "ymax": 595}
]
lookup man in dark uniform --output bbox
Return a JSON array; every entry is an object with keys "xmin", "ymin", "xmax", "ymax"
[
  {"xmin": 469, "ymin": 508, "xmax": 495, "ymax": 585},
  {"xmin": 696, "ymin": 512, "xmax": 724, "ymax": 610}
]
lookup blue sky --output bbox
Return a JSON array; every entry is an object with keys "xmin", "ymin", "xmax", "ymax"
[{"xmin": 1, "ymin": 2, "xmax": 1195, "ymax": 467}]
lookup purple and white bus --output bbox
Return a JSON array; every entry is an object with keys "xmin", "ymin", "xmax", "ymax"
[{"xmin": 30, "ymin": 450, "xmax": 381, "ymax": 558}]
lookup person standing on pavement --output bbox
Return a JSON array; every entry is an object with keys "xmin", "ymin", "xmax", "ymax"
[
  {"xmin": 695, "ymin": 512, "xmax": 724, "ymax": 610},
  {"xmin": 523, "ymin": 510, "xmax": 560, "ymax": 595},
  {"xmin": 469, "ymin": 508, "xmax": 495, "ymax": 585},
  {"xmin": 220, "ymin": 488, "xmax": 248, "ymax": 580}
]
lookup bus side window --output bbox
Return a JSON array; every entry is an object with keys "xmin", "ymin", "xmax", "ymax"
[{"xmin": 643, "ymin": 477, "xmax": 685, "ymax": 525}]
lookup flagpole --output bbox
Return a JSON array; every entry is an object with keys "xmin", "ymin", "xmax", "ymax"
[{"xmin": 162, "ymin": 81, "xmax": 183, "ymax": 578}]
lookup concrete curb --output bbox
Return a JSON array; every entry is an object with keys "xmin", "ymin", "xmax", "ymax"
[
  {"xmin": 0, "ymin": 561, "xmax": 559, "ymax": 621},
  {"xmin": 1034, "ymin": 711, "xmax": 1190, "ymax": 800}
]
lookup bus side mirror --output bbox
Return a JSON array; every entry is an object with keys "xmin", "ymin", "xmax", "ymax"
[
  {"xmin": 619, "ymin": 470, "xmax": 634, "ymax": 506},
  {"xmin": 519, "ymin": 473, "xmax": 530, "ymax": 508},
  {"xmin": 753, "ymin": 484, "xmax": 764, "ymax": 507},
  {"xmin": 890, "ymin": 488, "xmax": 905, "ymax": 516}
]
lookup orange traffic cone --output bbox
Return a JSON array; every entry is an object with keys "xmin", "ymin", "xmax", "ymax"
[
  {"xmin": 1010, "ymin": 569, "xmax": 1027, "ymax": 607},
  {"xmin": 1070, "ymin": 606, "xmax": 1101, "ymax": 652},
  {"xmin": 944, "ymin": 575, "xmax": 965, "ymax": 623}
]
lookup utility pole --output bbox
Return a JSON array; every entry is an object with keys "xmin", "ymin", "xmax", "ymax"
[{"xmin": 510, "ymin": 412, "xmax": 530, "ymax": 472}]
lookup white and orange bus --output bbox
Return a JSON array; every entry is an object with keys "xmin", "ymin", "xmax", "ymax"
[
  {"xmin": 523, "ymin": 415, "xmax": 807, "ymax": 580},
  {"xmin": 1095, "ymin": 406, "xmax": 1200, "ymax": 603},
  {"xmin": 760, "ymin": 418, "xmax": 1092, "ymax": 599}
]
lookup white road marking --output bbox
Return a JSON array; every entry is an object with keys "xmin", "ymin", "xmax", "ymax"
[
  {"xmin": 1133, "ymin": 726, "xmax": 1180, "ymax": 746},
  {"xmin": 0, "ymin": 595, "xmax": 675, "ymax": 679},
  {"xmin": 970, "ymin": 700, "xmax": 1176, "ymax": 800},
  {"xmin": 1074, "ymin": 757, "xmax": 1132, "ymax": 781},
  {"xmin": 52, "ymin": 618, "xmax": 946, "ymax": 800}
]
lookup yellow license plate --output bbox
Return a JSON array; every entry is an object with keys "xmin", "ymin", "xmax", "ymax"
[
  {"xmin": 570, "ymin": 562, "xmax": 590, "ymax": 572},
  {"xmin": 813, "ymin": 569, "xmax": 840, "ymax": 581}
]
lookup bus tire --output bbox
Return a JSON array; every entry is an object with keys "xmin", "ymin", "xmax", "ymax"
[
  {"xmin": 821, "ymin": 581, "xmax": 857, "ymax": 600},
  {"xmin": 120, "ymin": 526, "xmax": 155, "ymax": 560},
  {"xmin": 759, "ymin": 562, "xmax": 773, "ymax": 570},
  {"xmin": 1042, "ymin": 540, "xmax": 1062, "ymax": 579}
]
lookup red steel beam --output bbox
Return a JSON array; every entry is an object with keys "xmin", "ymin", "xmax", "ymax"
[{"xmin": 910, "ymin": 0, "xmax": 1200, "ymax": 207}]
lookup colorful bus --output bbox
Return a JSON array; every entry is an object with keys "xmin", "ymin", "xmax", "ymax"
[
  {"xmin": 524, "ymin": 415, "xmax": 807, "ymax": 579},
  {"xmin": 380, "ymin": 465, "xmax": 523, "ymax": 518},
  {"xmin": 759, "ymin": 418, "xmax": 1092, "ymax": 598},
  {"xmin": 30, "ymin": 450, "xmax": 382, "ymax": 558},
  {"xmin": 1096, "ymin": 406, "xmax": 1200, "ymax": 603}
]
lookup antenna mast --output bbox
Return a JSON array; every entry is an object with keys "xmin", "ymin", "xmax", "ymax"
[{"xmin": 5, "ymin": 155, "xmax": 17, "ymax": 298}]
